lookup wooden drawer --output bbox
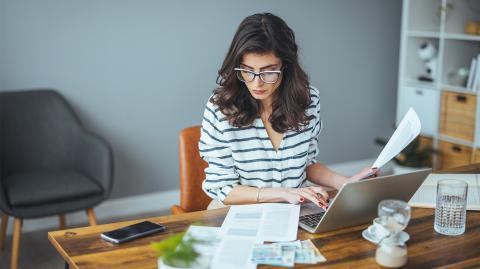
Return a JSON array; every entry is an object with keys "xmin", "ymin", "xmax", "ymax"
[
  {"xmin": 439, "ymin": 91, "xmax": 476, "ymax": 142},
  {"xmin": 438, "ymin": 141, "xmax": 472, "ymax": 169},
  {"xmin": 475, "ymin": 149, "xmax": 480, "ymax": 164}
]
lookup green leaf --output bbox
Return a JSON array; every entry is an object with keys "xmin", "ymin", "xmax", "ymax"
[{"xmin": 151, "ymin": 231, "xmax": 200, "ymax": 267}]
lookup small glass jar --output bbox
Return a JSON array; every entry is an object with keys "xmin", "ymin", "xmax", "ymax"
[{"xmin": 375, "ymin": 236, "xmax": 408, "ymax": 268}]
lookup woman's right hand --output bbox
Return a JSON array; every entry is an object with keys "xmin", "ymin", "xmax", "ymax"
[{"xmin": 283, "ymin": 187, "xmax": 329, "ymax": 209}]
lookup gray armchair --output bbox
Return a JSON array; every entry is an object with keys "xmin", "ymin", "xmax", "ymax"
[{"xmin": 0, "ymin": 89, "xmax": 114, "ymax": 269}]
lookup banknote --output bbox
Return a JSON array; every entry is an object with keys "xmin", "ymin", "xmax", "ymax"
[
  {"xmin": 251, "ymin": 244, "xmax": 283, "ymax": 263},
  {"xmin": 301, "ymin": 239, "xmax": 326, "ymax": 263},
  {"xmin": 251, "ymin": 239, "xmax": 326, "ymax": 266},
  {"xmin": 294, "ymin": 248, "xmax": 316, "ymax": 264}
]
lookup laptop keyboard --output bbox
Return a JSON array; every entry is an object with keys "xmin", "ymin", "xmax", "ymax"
[{"xmin": 299, "ymin": 212, "xmax": 325, "ymax": 229}]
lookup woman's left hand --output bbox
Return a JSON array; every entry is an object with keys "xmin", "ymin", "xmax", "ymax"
[{"xmin": 348, "ymin": 167, "xmax": 380, "ymax": 183}]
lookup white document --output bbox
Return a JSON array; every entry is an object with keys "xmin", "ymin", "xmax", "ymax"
[
  {"xmin": 372, "ymin": 107, "xmax": 421, "ymax": 169},
  {"xmin": 210, "ymin": 235, "xmax": 260, "ymax": 269},
  {"xmin": 409, "ymin": 174, "xmax": 480, "ymax": 210},
  {"xmin": 220, "ymin": 203, "xmax": 300, "ymax": 242},
  {"xmin": 210, "ymin": 203, "xmax": 300, "ymax": 269}
]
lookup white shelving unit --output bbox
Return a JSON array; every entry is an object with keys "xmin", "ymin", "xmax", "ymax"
[{"xmin": 397, "ymin": 0, "xmax": 480, "ymax": 169}]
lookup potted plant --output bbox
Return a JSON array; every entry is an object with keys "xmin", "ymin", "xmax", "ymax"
[
  {"xmin": 374, "ymin": 136, "xmax": 437, "ymax": 174},
  {"xmin": 151, "ymin": 232, "xmax": 204, "ymax": 269}
]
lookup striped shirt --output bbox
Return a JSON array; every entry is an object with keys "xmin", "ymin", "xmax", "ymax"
[{"xmin": 199, "ymin": 87, "xmax": 322, "ymax": 203}]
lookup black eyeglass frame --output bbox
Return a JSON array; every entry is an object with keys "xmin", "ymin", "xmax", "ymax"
[{"xmin": 233, "ymin": 67, "xmax": 285, "ymax": 84}]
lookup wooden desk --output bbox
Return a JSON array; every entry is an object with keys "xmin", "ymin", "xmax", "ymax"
[{"xmin": 49, "ymin": 164, "xmax": 480, "ymax": 269}]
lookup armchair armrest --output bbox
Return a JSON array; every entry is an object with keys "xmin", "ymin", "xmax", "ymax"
[
  {"xmin": 74, "ymin": 130, "xmax": 114, "ymax": 198},
  {"xmin": 171, "ymin": 204, "xmax": 186, "ymax": 214},
  {"xmin": 0, "ymin": 175, "xmax": 12, "ymax": 215}
]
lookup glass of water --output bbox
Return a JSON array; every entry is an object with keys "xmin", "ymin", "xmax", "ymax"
[{"xmin": 434, "ymin": 179, "xmax": 468, "ymax": 236}]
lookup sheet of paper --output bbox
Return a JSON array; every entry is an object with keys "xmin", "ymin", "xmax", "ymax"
[
  {"xmin": 210, "ymin": 203, "xmax": 300, "ymax": 269},
  {"xmin": 372, "ymin": 107, "xmax": 421, "ymax": 169},
  {"xmin": 220, "ymin": 203, "xmax": 300, "ymax": 242},
  {"xmin": 210, "ymin": 235, "xmax": 260, "ymax": 269},
  {"xmin": 409, "ymin": 174, "xmax": 480, "ymax": 210}
]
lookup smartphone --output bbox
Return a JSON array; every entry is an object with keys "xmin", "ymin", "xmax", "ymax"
[{"xmin": 100, "ymin": 221, "xmax": 166, "ymax": 244}]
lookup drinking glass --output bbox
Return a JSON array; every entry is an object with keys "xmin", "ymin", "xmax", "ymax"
[{"xmin": 434, "ymin": 179, "xmax": 468, "ymax": 236}]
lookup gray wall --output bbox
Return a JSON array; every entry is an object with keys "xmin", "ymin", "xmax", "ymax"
[{"xmin": 0, "ymin": 0, "xmax": 401, "ymax": 199}]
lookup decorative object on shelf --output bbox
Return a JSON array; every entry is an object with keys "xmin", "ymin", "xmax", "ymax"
[
  {"xmin": 465, "ymin": 21, "xmax": 478, "ymax": 35},
  {"xmin": 417, "ymin": 42, "xmax": 438, "ymax": 82},
  {"xmin": 374, "ymin": 136, "xmax": 436, "ymax": 174},
  {"xmin": 464, "ymin": 1, "xmax": 480, "ymax": 34},
  {"xmin": 151, "ymin": 232, "xmax": 204, "ymax": 269},
  {"xmin": 447, "ymin": 67, "xmax": 469, "ymax": 87}
]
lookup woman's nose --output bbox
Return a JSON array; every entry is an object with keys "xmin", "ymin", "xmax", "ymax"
[{"xmin": 252, "ymin": 75, "xmax": 264, "ymax": 87}]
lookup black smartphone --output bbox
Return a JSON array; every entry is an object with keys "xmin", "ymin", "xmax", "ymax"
[{"xmin": 100, "ymin": 221, "xmax": 166, "ymax": 244}]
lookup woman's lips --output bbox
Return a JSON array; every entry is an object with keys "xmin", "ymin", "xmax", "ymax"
[{"xmin": 253, "ymin": 90, "xmax": 266, "ymax": 95}]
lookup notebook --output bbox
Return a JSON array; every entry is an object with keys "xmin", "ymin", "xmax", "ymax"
[{"xmin": 409, "ymin": 174, "xmax": 480, "ymax": 210}]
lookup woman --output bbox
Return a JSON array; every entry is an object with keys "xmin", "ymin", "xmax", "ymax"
[{"xmin": 199, "ymin": 13, "xmax": 378, "ymax": 209}]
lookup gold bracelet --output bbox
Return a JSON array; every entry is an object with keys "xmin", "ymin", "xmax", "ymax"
[{"xmin": 256, "ymin": 187, "xmax": 263, "ymax": 203}]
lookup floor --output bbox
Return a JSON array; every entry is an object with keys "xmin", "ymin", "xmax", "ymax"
[{"xmin": 0, "ymin": 210, "xmax": 169, "ymax": 269}]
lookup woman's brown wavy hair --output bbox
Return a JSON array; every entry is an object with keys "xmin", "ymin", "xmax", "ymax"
[{"xmin": 213, "ymin": 13, "xmax": 311, "ymax": 133}]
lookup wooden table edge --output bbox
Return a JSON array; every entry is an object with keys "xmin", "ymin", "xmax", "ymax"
[{"xmin": 48, "ymin": 231, "xmax": 80, "ymax": 269}]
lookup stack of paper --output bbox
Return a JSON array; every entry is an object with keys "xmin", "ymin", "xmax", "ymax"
[
  {"xmin": 210, "ymin": 203, "xmax": 300, "ymax": 269},
  {"xmin": 409, "ymin": 174, "xmax": 480, "ymax": 210}
]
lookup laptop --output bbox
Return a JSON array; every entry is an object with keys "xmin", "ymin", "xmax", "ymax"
[{"xmin": 299, "ymin": 169, "xmax": 431, "ymax": 233}]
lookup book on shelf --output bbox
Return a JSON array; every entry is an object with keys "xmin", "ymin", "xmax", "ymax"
[
  {"xmin": 473, "ymin": 54, "xmax": 480, "ymax": 92},
  {"xmin": 467, "ymin": 57, "xmax": 476, "ymax": 90}
]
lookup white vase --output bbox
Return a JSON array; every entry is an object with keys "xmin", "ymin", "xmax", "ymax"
[{"xmin": 392, "ymin": 163, "xmax": 429, "ymax": 175}]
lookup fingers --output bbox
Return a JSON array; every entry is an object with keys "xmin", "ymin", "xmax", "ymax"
[
  {"xmin": 300, "ymin": 188, "xmax": 328, "ymax": 209},
  {"xmin": 306, "ymin": 187, "xmax": 329, "ymax": 209},
  {"xmin": 302, "ymin": 188, "xmax": 327, "ymax": 207},
  {"xmin": 365, "ymin": 168, "xmax": 380, "ymax": 179},
  {"xmin": 353, "ymin": 167, "xmax": 379, "ymax": 180},
  {"xmin": 298, "ymin": 189, "xmax": 323, "ymax": 207},
  {"xmin": 309, "ymin": 186, "xmax": 330, "ymax": 201}
]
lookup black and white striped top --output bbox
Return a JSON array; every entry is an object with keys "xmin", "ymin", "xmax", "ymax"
[{"xmin": 199, "ymin": 87, "xmax": 322, "ymax": 203}]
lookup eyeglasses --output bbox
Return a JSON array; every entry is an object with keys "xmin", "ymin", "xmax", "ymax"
[{"xmin": 234, "ymin": 68, "xmax": 283, "ymax": 84}]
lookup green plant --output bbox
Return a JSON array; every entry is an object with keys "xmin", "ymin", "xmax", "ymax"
[
  {"xmin": 374, "ymin": 136, "xmax": 437, "ymax": 168},
  {"xmin": 151, "ymin": 232, "xmax": 199, "ymax": 267}
]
